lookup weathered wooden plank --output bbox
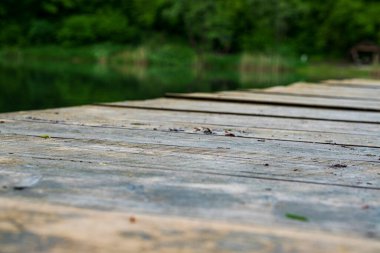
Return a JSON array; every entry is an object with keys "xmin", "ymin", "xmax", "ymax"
[
  {"xmin": 323, "ymin": 79, "xmax": 380, "ymax": 89},
  {"xmin": 252, "ymin": 82, "xmax": 380, "ymax": 101},
  {"xmin": 2, "ymin": 120, "xmax": 380, "ymax": 164},
  {"xmin": 3, "ymin": 105, "xmax": 380, "ymax": 136},
  {"xmin": 1, "ymin": 150, "xmax": 380, "ymax": 239},
  {"xmin": 107, "ymin": 98, "xmax": 380, "ymax": 123},
  {"xmin": 1, "ymin": 198, "xmax": 379, "ymax": 253},
  {"xmin": 2, "ymin": 107, "xmax": 380, "ymax": 147},
  {"xmin": 1, "ymin": 121, "xmax": 379, "ymax": 188},
  {"xmin": 166, "ymin": 91, "xmax": 380, "ymax": 111}
]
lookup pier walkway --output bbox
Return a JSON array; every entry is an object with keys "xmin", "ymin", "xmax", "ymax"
[{"xmin": 0, "ymin": 79, "xmax": 379, "ymax": 252}]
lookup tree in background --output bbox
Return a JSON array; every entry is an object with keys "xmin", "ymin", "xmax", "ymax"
[{"xmin": 1, "ymin": 0, "xmax": 380, "ymax": 58}]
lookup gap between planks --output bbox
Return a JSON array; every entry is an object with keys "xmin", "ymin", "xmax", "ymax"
[{"xmin": 97, "ymin": 100, "xmax": 380, "ymax": 124}]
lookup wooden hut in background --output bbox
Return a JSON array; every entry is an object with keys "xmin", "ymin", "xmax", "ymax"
[{"xmin": 350, "ymin": 41, "xmax": 380, "ymax": 65}]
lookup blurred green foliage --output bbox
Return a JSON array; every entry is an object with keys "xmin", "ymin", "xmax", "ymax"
[{"xmin": 1, "ymin": 0, "xmax": 380, "ymax": 57}]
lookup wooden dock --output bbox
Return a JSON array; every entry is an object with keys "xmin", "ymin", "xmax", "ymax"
[{"xmin": 0, "ymin": 78, "xmax": 379, "ymax": 253}]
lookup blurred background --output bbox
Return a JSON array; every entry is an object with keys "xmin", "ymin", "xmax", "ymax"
[{"xmin": 1, "ymin": 0, "xmax": 380, "ymax": 113}]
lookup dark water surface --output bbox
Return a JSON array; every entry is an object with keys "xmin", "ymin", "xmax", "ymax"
[{"xmin": 0, "ymin": 60, "xmax": 316, "ymax": 113}]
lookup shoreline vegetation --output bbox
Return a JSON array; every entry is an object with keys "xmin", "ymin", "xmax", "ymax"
[
  {"xmin": 0, "ymin": 43, "xmax": 379, "ymax": 113},
  {"xmin": 1, "ymin": 44, "xmax": 378, "ymax": 81},
  {"xmin": 2, "ymin": 0, "xmax": 380, "ymax": 86}
]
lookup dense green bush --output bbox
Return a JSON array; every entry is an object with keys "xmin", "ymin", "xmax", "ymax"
[
  {"xmin": 58, "ymin": 11, "xmax": 132, "ymax": 45},
  {"xmin": 28, "ymin": 20, "xmax": 56, "ymax": 44},
  {"xmin": 0, "ymin": 24, "xmax": 24, "ymax": 45}
]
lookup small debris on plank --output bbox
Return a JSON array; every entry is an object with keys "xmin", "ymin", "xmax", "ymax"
[
  {"xmin": 129, "ymin": 216, "xmax": 137, "ymax": 224},
  {"xmin": 224, "ymin": 132, "xmax": 235, "ymax": 137},
  {"xmin": 340, "ymin": 145, "xmax": 355, "ymax": 150},
  {"xmin": 26, "ymin": 116, "xmax": 42, "ymax": 120},
  {"xmin": 362, "ymin": 205, "xmax": 370, "ymax": 210},
  {"xmin": 285, "ymin": 213, "xmax": 309, "ymax": 222},
  {"xmin": 131, "ymin": 122, "xmax": 147, "ymax": 126},
  {"xmin": 293, "ymin": 169, "xmax": 299, "ymax": 172},
  {"xmin": 12, "ymin": 175, "xmax": 42, "ymax": 191},
  {"xmin": 257, "ymin": 139, "xmax": 265, "ymax": 142},
  {"xmin": 264, "ymin": 163, "xmax": 269, "ymax": 167},
  {"xmin": 153, "ymin": 128, "xmax": 157, "ymax": 131},
  {"xmin": 203, "ymin": 128, "xmax": 213, "ymax": 135},
  {"xmin": 330, "ymin": 164, "xmax": 347, "ymax": 168},
  {"xmin": 0, "ymin": 120, "xmax": 4, "ymax": 123},
  {"xmin": 194, "ymin": 127, "xmax": 202, "ymax": 132},
  {"xmin": 169, "ymin": 128, "xmax": 184, "ymax": 132},
  {"xmin": 40, "ymin": 135, "xmax": 51, "ymax": 139},
  {"xmin": 366, "ymin": 231, "xmax": 376, "ymax": 238}
]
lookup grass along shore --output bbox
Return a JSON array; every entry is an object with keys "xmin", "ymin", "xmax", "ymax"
[{"xmin": 0, "ymin": 44, "xmax": 378, "ymax": 85}]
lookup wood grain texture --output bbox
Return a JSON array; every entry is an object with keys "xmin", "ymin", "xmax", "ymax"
[
  {"xmin": 1, "ymin": 141, "xmax": 380, "ymax": 239},
  {"xmin": 166, "ymin": 91, "xmax": 380, "ymax": 111},
  {"xmin": 2, "ymin": 106, "xmax": 380, "ymax": 147},
  {"xmin": 252, "ymin": 82, "xmax": 380, "ymax": 101},
  {"xmin": 1, "ymin": 198, "xmax": 379, "ymax": 253},
  {"xmin": 323, "ymin": 79, "xmax": 380, "ymax": 89},
  {"xmin": 1, "ymin": 122, "xmax": 380, "ymax": 188}
]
